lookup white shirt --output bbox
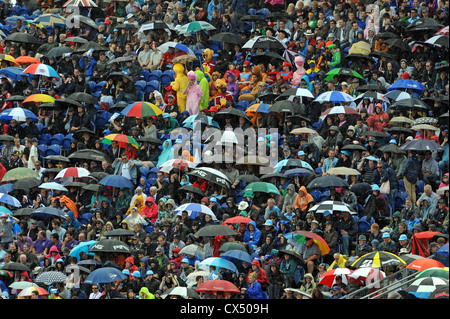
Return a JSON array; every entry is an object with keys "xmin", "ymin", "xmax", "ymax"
[
  {"xmin": 28, "ymin": 145, "xmax": 38, "ymax": 169},
  {"xmin": 121, "ymin": 162, "xmax": 132, "ymax": 180}
]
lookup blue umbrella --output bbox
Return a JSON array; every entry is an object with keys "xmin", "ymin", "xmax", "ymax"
[
  {"xmin": 98, "ymin": 175, "xmax": 134, "ymax": 188},
  {"xmin": 436, "ymin": 243, "xmax": 449, "ymax": 256},
  {"xmin": 182, "ymin": 114, "xmax": 220, "ymax": 129},
  {"xmin": 284, "ymin": 168, "xmax": 313, "ymax": 178},
  {"xmin": 30, "ymin": 207, "xmax": 67, "ymax": 220},
  {"xmin": 0, "ymin": 107, "xmax": 38, "ymax": 122},
  {"xmin": 388, "ymin": 79, "xmax": 424, "ymax": 94},
  {"xmin": 0, "ymin": 206, "xmax": 12, "ymax": 215},
  {"xmin": 0, "ymin": 193, "xmax": 21, "ymax": 207},
  {"xmin": 220, "ymin": 250, "xmax": 253, "ymax": 264},
  {"xmin": 274, "ymin": 158, "xmax": 313, "ymax": 173},
  {"xmin": 199, "ymin": 257, "xmax": 239, "ymax": 274},
  {"xmin": 0, "ymin": 183, "xmax": 14, "ymax": 194},
  {"xmin": 84, "ymin": 267, "xmax": 128, "ymax": 284},
  {"xmin": 0, "ymin": 67, "xmax": 30, "ymax": 81},
  {"xmin": 313, "ymin": 91, "xmax": 355, "ymax": 103},
  {"xmin": 158, "ymin": 42, "xmax": 195, "ymax": 55},
  {"xmin": 69, "ymin": 240, "xmax": 97, "ymax": 261},
  {"xmin": 175, "ymin": 203, "xmax": 217, "ymax": 220}
]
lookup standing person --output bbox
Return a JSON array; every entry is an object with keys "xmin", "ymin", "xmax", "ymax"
[
  {"xmin": 0, "ymin": 214, "xmax": 19, "ymax": 249},
  {"xmin": 184, "ymin": 71, "xmax": 203, "ymax": 116},
  {"xmin": 400, "ymin": 151, "xmax": 421, "ymax": 204},
  {"xmin": 229, "ymin": 0, "xmax": 248, "ymax": 34}
]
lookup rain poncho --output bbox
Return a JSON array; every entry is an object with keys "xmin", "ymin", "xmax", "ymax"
[
  {"xmin": 225, "ymin": 71, "xmax": 239, "ymax": 101},
  {"xmin": 172, "ymin": 63, "xmax": 189, "ymax": 113},
  {"xmin": 153, "ymin": 90, "xmax": 166, "ymax": 112},
  {"xmin": 141, "ymin": 196, "xmax": 158, "ymax": 224},
  {"xmin": 185, "ymin": 71, "xmax": 203, "ymax": 115},
  {"xmin": 291, "ymin": 55, "xmax": 306, "ymax": 87},
  {"xmin": 126, "ymin": 195, "xmax": 145, "ymax": 216},
  {"xmin": 294, "ymin": 186, "xmax": 314, "ymax": 212},
  {"xmin": 139, "ymin": 287, "xmax": 155, "ymax": 299},
  {"xmin": 157, "ymin": 139, "xmax": 174, "ymax": 167},
  {"xmin": 195, "ymin": 70, "xmax": 210, "ymax": 111},
  {"xmin": 327, "ymin": 254, "xmax": 346, "ymax": 271}
]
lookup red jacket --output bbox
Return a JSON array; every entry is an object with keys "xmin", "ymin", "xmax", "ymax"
[{"xmin": 140, "ymin": 196, "xmax": 158, "ymax": 224}]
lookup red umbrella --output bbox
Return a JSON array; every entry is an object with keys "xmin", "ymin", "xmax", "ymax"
[
  {"xmin": 318, "ymin": 268, "xmax": 353, "ymax": 288},
  {"xmin": 55, "ymin": 167, "xmax": 91, "ymax": 180},
  {"xmin": 406, "ymin": 258, "xmax": 445, "ymax": 272},
  {"xmin": 436, "ymin": 26, "xmax": 449, "ymax": 36},
  {"xmin": 195, "ymin": 279, "xmax": 240, "ymax": 293},
  {"xmin": 348, "ymin": 267, "xmax": 386, "ymax": 286},
  {"xmin": 223, "ymin": 216, "xmax": 253, "ymax": 224}
]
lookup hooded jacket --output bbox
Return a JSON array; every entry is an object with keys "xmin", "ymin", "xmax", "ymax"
[
  {"xmin": 185, "ymin": 71, "xmax": 203, "ymax": 115},
  {"xmin": 139, "ymin": 287, "xmax": 155, "ymax": 299},
  {"xmin": 141, "ymin": 196, "xmax": 158, "ymax": 224},
  {"xmin": 225, "ymin": 71, "xmax": 239, "ymax": 101},
  {"xmin": 294, "ymin": 186, "xmax": 314, "ymax": 212},
  {"xmin": 243, "ymin": 221, "xmax": 261, "ymax": 247},
  {"xmin": 281, "ymin": 184, "xmax": 298, "ymax": 214},
  {"xmin": 195, "ymin": 70, "xmax": 210, "ymax": 111}
]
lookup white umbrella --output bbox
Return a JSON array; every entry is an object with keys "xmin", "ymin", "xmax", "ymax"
[{"xmin": 39, "ymin": 182, "xmax": 68, "ymax": 192}]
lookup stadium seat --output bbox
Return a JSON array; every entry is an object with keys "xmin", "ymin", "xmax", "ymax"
[
  {"xmin": 46, "ymin": 144, "xmax": 61, "ymax": 156},
  {"xmin": 50, "ymin": 133, "xmax": 65, "ymax": 145},
  {"xmin": 148, "ymin": 69, "xmax": 162, "ymax": 82},
  {"xmin": 39, "ymin": 133, "xmax": 52, "ymax": 145},
  {"xmin": 141, "ymin": 69, "xmax": 151, "ymax": 82}
]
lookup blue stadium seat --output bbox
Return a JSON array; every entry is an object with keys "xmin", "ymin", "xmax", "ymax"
[
  {"xmin": 39, "ymin": 133, "xmax": 52, "ymax": 145},
  {"xmin": 95, "ymin": 111, "xmax": 111, "ymax": 130},
  {"xmin": 38, "ymin": 144, "xmax": 48, "ymax": 157},
  {"xmin": 141, "ymin": 69, "xmax": 151, "ymax": 82},
  {"xmin": 50, "ymin": 133, "xmax": 65, "ymax": 145},
  {"xmin": 256, "ymin": 8, "xmax": 270, "ymax": 18},
  {"xmin": 46, "ymin": 144, "xmax": 61, "ymax": 156},
  {"xmin": 148, "ymin": 70, "xmax": 162, "ymax": 82}
]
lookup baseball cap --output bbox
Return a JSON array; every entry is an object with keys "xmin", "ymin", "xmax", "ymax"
[
  {"xmin": 399, "ymin": 234, "xmax": 408, "ymax": 241},
  {"xmin": 382, "ymin": 232, "xmax": 391, "ymax": 238}
]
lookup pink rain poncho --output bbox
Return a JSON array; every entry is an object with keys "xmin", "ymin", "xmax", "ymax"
[{"xmin": 184, "ymin": 71, "xmax": 203, "ymax": 116}]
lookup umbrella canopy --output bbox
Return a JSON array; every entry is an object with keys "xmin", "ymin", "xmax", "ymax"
[
  {"xmin": 0, "ymin": 193, "xmax": 21, "ymax": 207},
  {"xmin": 4, "ymin": 32, "xmax": 41, "ymax": 44},
  {"xmin": 424, "ymin": 35, "xmax": 449, "ymax": 48},
  {"xmin": 1, "ymin": 262, "xmax": 30, "ymax": 272},
  {"xmin": 327, "ymin": 167, "xmax": 361, "ymax": 176},
  {"xmin": 220, "ymin": 249, "xmax": 253, "ymax": 264},
  {"xmin": 416, "ymin": 267, "xmax": 449, "ymax": 280},
  {"xmin": 98, "ymin": 175, "xmax": 134, "ymax": 188},
  {"xmin": 319, "ymin": 105, "xmax": 359, "ymax": 120},
  {"xmin": 284, "ymin": 168, "xmax": 314, "ymax": 178},
  {"xmin": 307, "ymin": 175, "xmax": 349, "ymax": 189},
  {"xmin": 243, "ymin": 182, "xmax": 280, "ymax": 195},
  {"xmin": 47, "ymin": 46, "xmax": 74, "ymax": 58},
  {"xmin": 68, "ymin": 240, "xmax": 97, "ymax": 261},
  {"xmin": 161, "ymin": 286, "xmax": 201, "ymax": 299},
  {"xmin": 188, "ymin": 167, "xmax": 231, "ymax": 189},
  {"xmin": 217, "ymin": 242, "xmax": 247, "ymax": 253},
  {"xmin": 31, "ymin": 207, "xmax": 66, "ymax": 220},
  {"xmin": 12, "ymin": 207, "xmax": 33, "ymax": 217},
  {"xmin": 89, "ymin": 238, "xmax": 132, "ymax": 254},
  {"xmin": 271, "ymin": 100, "xmax": 303, "ymax": 114},
  {"xmin": 67, "ymin": 92, "xmax": 98, "ymax": 105},
  {"xmin": 157, "ymin": 42, "xmax": 196, "ymax": 55},
  {"xmin": 290, "ymin": 127, "xmax": 318, "ymax": 135},
  {"xmin": 428, "ymin": 287, "xmax": 449, "ymax": 299},
  {"xmin": 84, "ymin": 267, "xmax": 128, "ymax": 284},
  {"xmin": 199, "ymin": 257, "xmax": 239, "ymax": 274},
  {"xmin": 407, "ymin": 277, "xmax": 449, "ymax": 299},
  {"xmin": 102, "ymin": 133, "xmax": 139, "ymax": 149},
  {"xmin": 400, "ymin": 139, "xmax": 443, "ymax": 152},
  {"xmin": 194, "ymin": 224, "xmax": 238, "ymax": 237},
  {"xmin": 0, "ymin": 107, "xmax": 38, "ymax": 121},
  {"xmin": 388, "ymin": 79, "xmax": 424, "ymax": 94},
  {"xmin": 2, "ymin": 167, "xmax": 39, "ymax": 182},
  {"xmin": 223, "ymin": 216, "xmax": 253, "ymax": 224},
  {"xmin": 348, "ymin": 267, "xmax": 386, "ymax": 286},
  {"xmin": 391, "ymin": 98, "xmax": 429, "ymax": 110},
  {"xmin": 178, "ymin": 184, "xmax": 205, "ymax": 197},
  {"xmin": 14, "ymin": 56, "xmax": 41, "ymax": 64},
  {"xmin": 177, "ymin": 21, "xmax": 216, "ymax": 35},
  {"xmin": 436, "ymin": 26, "xmax": 449, "ymax": 36},
  {"xmin": 309, "ymin": 200, "xmax": 357, "ymax": 215},
  {"xmin": 324, "ymin": 68, "xmax": 364, "ymax": 81},
  {"xmin": 9, "ymin": 281, "xmax": 38, "ymax": 290},
  {"xmin": 17, "ymin": 286, "xmax": 49, "ymax": 297},
  {"xmin": 274, "ymin": 158, "xmax": 313, "ymax": 172},
  {"xmin": 285, "ymin": 230, "xmax": 330, "ymax": 256},
  {"xmin": 68, "ymin": 149, "xmax": 110, "ymax": 162},
  {"xmin": 35, "ymin": 271, "xmax": 68, "ymax": 285},
  {"xmin": 175, "ymin": 203, "xmax": 217, "ymax": 220},
  {"xmin": 318, "ymin": 268, "xmax": 353, "ymax": 287},
  {"xmin": 23, "ymin": 63, "xmax": 59, "ymax": 78},
  {"xmin": 38, "ymin": 182, "xmax": 68, "ymax": 192},
  {"xmin": 313, "ymin": 91, "xmax": 355, "ymax": 104},
  {"xmin": 196, "ymin": 279, "xmax": 240, "ymax": 293},
  {"xmin": 121, "ymin": 101, "xmax": 163, "ymax": 118},
  {"xmin": 63, "ymin": 0, "xmax": 98, "ymax": 6},
  {"xmin": 407, "ymin": 259, "xmax": 445, "ymax": 272},
  {"xmin": 243, "ymin": 35, "xmax": 287, "ymax": 50},
  {"xmin": 179, "ymin": 244, "xmax": 205, "ymax": 258},
  {"xmin": 55, "ymin": 167, "xmax": 91, "ymax": 180},
  {"xmin": 32, "ymin": 14, "xmax": 66, "ymax": 27},
  {"xmin": 159, "ymin": 159, "xmax": 196, "ymax": 173},
  {"xmin": 351, "ymin": 251, "xmax": 407, "ymax": 268}
]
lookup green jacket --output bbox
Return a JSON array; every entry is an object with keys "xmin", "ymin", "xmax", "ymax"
[{"xmin": 329, "ymin": 50, "xmax": 341, "ymax": 68}]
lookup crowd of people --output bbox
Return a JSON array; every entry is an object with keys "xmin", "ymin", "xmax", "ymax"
[{"xmin": 0, "ymin": 0, "xmax": 448, "ymax": 300}]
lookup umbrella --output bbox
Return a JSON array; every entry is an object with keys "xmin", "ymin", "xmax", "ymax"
[
  {"xmin": 160, "ymin": 159, "xmax": 196, "ymax": 173},
  {"xmin": 318, "ymin": 268, "xmax": 353, "ymax": 287},
  {"xmin": 406, "ymin": 18, "xmax": 444, "ymax": 32},
  {"xmin": 424, "ymin": 35, "xmax": 449, "ymax": 48},
  {"xmin": 68, "ymin": 149, "xmax": 110, "ymax": 162},
  {"xmin": 137, "ymin": 135, "xmax": 162, "ymax": 145},
  {"xmin": 220, "ymin": 249, "xmax": 253, "ymax": 264},
  {"xmin": 22, "ymin": 94, "xmax": 56, "ymax": 105},
  {"xmin": 437, "ymin": 243, "xmax": 449, "ymax": 256},
  {"xmin": 196, "ymin": 279, "xmax": 240, "ymax": 293},
  {"xmin": 157, "ymin": 42, "xmax": 196, "ymax": 55},
  {"xmin": 175, "ymin": 203, "xmax": 217, "ymax": 220},
  {"xmin": 400, "ymin": 139, "xmax": 443, "ymax": 152},
  {"xmin": 98, "ymin": 175, "xmax": 134, "ymax": 188},
  {"xmin": 240, "ymin": 14, "xmax": 264, "ymax": 22},
  {"xmin": 307, "ymin": 175, "xmax": 349, "ymax": 189},
  {"xmin": 285, "ymin": 230, "xmax": 330, "ymax": 256},
  {"xmin": 9, "ymin": 281, "xmax": 38, "ymax": 289},
  {"xmin": 384, "ymin": 38, "xmax": 411, "ymax": 52},
  {"xmin": 14, "ymin": 56, "xmax": 41, "ymax": 64},
  {"xmin": 327, "ymin": 167, "xmax": 361, "ymax": 176},
  {"xmin": 428, "ymin": 287, "xmax": 449, "ymax": 299},
  {"xmin": 319, "ymin": 105, "xmax": 359, "ymax": 120},
  {"xmin": 35, "ymin": 271, "xmax": 68, "ymax": 285},
  {"xmin": 64, "ymin": 36, "xmax": 88, "ymax": 44},
  {"xmin": 223, "ymin": 216, "xmax": 253, "ymax": 225},
  {"xmin": 324, "ymin": 68, "xmax": 364, "ymax": 81},
  {"xmin": 279, "ymin": 88, "xmax": 315, "ymax": 99},
  {"xmin": 243, "ymin": 182, "xmax": 280, "ymax": 195},
  {"xmin": 88, "ymin": 238, "xmax": 132, "ymax": 254},
  {"xmin": 345, "ymin": 53, "xmax": 375, "ymax": 64},
  {"xmin": 406, "ymin": 259, "xmax": 445, "ymax": 272},
  {"xmin": 0, "ymin": 193, "xmax": 21, "ymax": 207},
  {"xmin": 389, "ymin": 116, "xmax": 414, "ymax": 124},
  {"xmin": 309, "ymin": 200, "xmax": 357, "ymax": 215},
  {"xmin": 274, "ymin": 158, "xmax": 313, "ymax": 172},
  {"xmin": 172, "ymin": 54, "xmax": 198, "ymax": 64},
  {"xmin": 235, "ymin": 156, "xmax": 271, "ymax": 167},
  {"xmin": 407, "ymin": 277, "xmax": 449, "ymax": 299},
  {"xmin": 71, "ymin": 16, "xmax": 99, "ymax": 31},
  {"xmin": 55, "ymin": 167, "xmax": 91, "ymax": 180},
  {"xmin": 271, "ymin": 100, "xmax": 303, "ymax": 114},
  {"xmin": 13, "ymin": 207, "xmax": 33, "ymax": 217},
  {"xmin": 348, "ymin": 267, "xmax": 386, "ymax": 286},
  {"xmin": 84, "ymin": 267, "xmax": 127, "ymax": 284},
  {"xmin": 182, "ymin": 114, "xmax": 220, "ymax": 129},
  {"xmin": 213, "ymin": 108, "xmax": 252, "ymax": 125},
  {"xmin": 378, "ymin": 144, "xmax": 406, "ymax": 154},
  {"xmin": 1, "ymin": 167, "xmax": 39, "ymax": 182},
  {"xmin": 68, "ymin": 240, "xmax": 97, "ymax": 261},
  {"xmin": 194, "ymin": 225, "xmax": 238, "ymax": 237},
  {"xmin": 436, "ymin": 26, "xmax": 449, "ymax": 36},
  {"xmin": 355, "ymin": 91, "xmax": 390, "ymax": 104},
  {"xmin": 385, "ymin": 90, "xmax": 412, "ymax": 101},
  {"xmin": 13, "ymin": 177, "xmax": 41, "ymax": 190},
  {"xmin": 32, "ymin": 13, "xmax": 66, "ymax": 27},
  {"xmin": 351, "ymin": 251, "xmax": 407, "ymax": 268},
  {"xmin": 17, "ymin": 286, "xmax": 49, "ymax": 297},
  {"xmin": 199, "ymin": 257, "xmax": 239, "ymax": 274},
  {"xmin": 38, "ymin": 182, "xmax": 68, "ymax": 192},
  {"xmin": 121, "ymin": 101, "xmax": 162, "ymax": 118},
  {"xmin": 104, "ymin": 229, "xmax": 135, "ymax": 237},
  {"xmin": 1, "ymin": 262, "xmax": 30, "ymax": 272},
  {"xmin": 4, "ymin": 32, "xmax": 41, "ymax": 44},
  {"xmin": 138, "ymin": 21, "xmax": 173, "ymax": 33},
  {"xmin": 63, "ymin": 0, "xmax": 98, "ymax": 7},
  {"xmin": 313, "ymin": 91, "xmax": 355, "ymax": 104},
  {"xmin": 217, "ymin": 242, "xmax": 247, "ymax": 253},
  {"xmin": 186, "ymin": 271, "xmax": 211, "ymax": 287},
  {"xmin": 178, "ymin": 185, "xmax": 205, "ymax": 197},
  {"xmin": 416, "ymin": 267, "xmax": 449, "ymax": 280},
  {"xmin": 243, "ymin": 35, "xmax": 287, "ymax": 50},
  {"xmin": 0, "ymin": 107, "xmax": 38, "ymax": 121},
  {"xmin": 290, "ymin": 127, "xmax": 318, "ymax": 135},
  {"xmin": 412, "ymin": 117, "xmax": 439, "ymax": 126},
  {"xmin": 284, "ymin": 168, "xmax": 313, "ymax": 178},
  {"xmin": 341, "ymin": 144, "xmax": 367, "ymax": 152},
  {"xmin": 188, "ymin": 167, "xmax": 231, "ymax": 189},
  {"xmin": 390, "ymin": 98, "xmax": 429, "ymax": 110},
  {"xmin": 245, "ymin": 103, "xmax": 271, "ymax": 117},
  {"xmin": 47, "ymin": 46, "xmax": 74, "ymax": 58},
  {"xmin": 102, "ymin": 133, "xmax": 139, "ymax": 149},
  {"xmin": 388, "ymin": 79, "xmax": 424, "ymax": 94},
  {"xmin": 179, "ymin": 244, "xmax": 205, "ymax": 258},
  {"xmin": 278, "ymin": 249, "xmax": 304, "ymax": 264},
  {"xmin": 411, "ymin": 124, "xmax": 439, "ymax": 132},
  {"xmin": 31, "ymin": 207, "xmax": 66, "ymax": 220},
  {"xmin": 23, "ymin": 63, "xmax": 59, "ymax": 78},
  {"xmin": 178, "ymin": 21, "xmax": 216, "ymax": 35},
  {"xmin": 161, "ymin": 286, "xmax": 200, "ymax": 299},
  {"xmin": 67, "ymin": 92, "xmax": 98, "ymax": 105}
]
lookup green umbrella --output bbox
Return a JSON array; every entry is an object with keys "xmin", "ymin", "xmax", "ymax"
[
  {"xmin": 324, "ymin": 68, "xmax": 364, "ymax": 81},
  {"xmin": 416, "ymin": 267, "xmax": 449, "ymax": 280},
  {"xmin": 243, "ymin": 182, "xmax": 280, "ymax": 195},
  {"xmin": 1, "ymin": 168, "xmax": 39, "ymax": 182},
  {"xmin": 9, "ymin": 281, "xmax": 38, "ymax": 289}
]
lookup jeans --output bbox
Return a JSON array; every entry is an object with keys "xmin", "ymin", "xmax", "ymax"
[
  {"xmin": 388, "ymin": 189, "xmax": 397, "ymax": 214},
  {"xmin": 340, "ymin": 234, "xmax": 351, "ymax": 256}
]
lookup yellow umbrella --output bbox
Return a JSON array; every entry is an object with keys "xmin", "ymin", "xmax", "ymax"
[{"xmin": 348, "ymin": 41, "xmax": 371, "ymax": 55}]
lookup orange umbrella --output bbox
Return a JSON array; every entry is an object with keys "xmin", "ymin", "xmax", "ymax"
[
  {"xmin": 22, "ymin": 94, "xmax": 55, "ymax": 104},
  {"xmin": 406, "ymin": 258, "xmax": 445, "ymax": 272},
  {"xmin": 53, "ymin": 195, "xmax": 79, "ymax": 218},
  {"xmin": 15, "ymin": 56, "xmax": 41, "ymax": 64}
]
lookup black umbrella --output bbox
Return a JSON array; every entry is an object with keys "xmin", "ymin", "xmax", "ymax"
[
  {"xmin": 307, "ymin": 175, "xmax": 349, "ymax": 189},
  {"xmin": 5, "ymin": 95, "xmax": 25, "ymax": 102},
  {"xmin": 45, "ymin": 155, "xmax": 71, "ymax": 163},
  {"xmin": 13, "ymin": 178, "xmax": 41, "ymax": 190},
  {"xmin": 75, "ymin": 41, "xmax": 107, "ymax": 53},
  {"xmin": 377, "ymin": 32, "xmax": 400, "ymax": 39},
  {"xmin": 406, "ymin": 18, "xmax": 444, "ymax": 32},
  {"xmin": 350, "ymin": 182, "xmax": 373, "ymax": 198},
  {"xmin": 107, "ymin": 72, "xmax": 133, "ymax": 81},
  {"xmin": 55, "ymin": 97, "xmax": 82, "ymax": 108},
  {"xmin": 0, "ymin": 262, "xmax": 30, "ymax": 272},
  {"xmin": 251, "ymin": 51, "xmax": 285, "ymax": 64},
  {"xmin": 378, "ymin": 144, "xmax": 406, "ymax": 154},
  {"xmin": 4, "ymin": 32, "xmax": 41, "ymax": 44},
  {"xmin": 213, "ymin": 108, "xmax": 252, "ymax": 126},
  {"xmin": 137, "ymin": 135, "xmax": 163, "ymax": 145},
  {"xmin": 82, "ymin": 184, "xmax": 104, "ymax": 192},
  {"xmin": 390, "ymin": 98, "xmax": 429, "ymax": 110},
  {"xmin": 278, "ymin": 249, "xmax": 304, "ymax": 265},
  {"xmin": 400, "ymin": 139, "xmax": 444, "ymax": 152},
  {"xmin": 64, "ymin": 36, "xmax": 88, "ymax": 44},
  {"xmin": 238, "ymin": 174, "xmax": 260, "ymax": 183},
  {"xmin": 247, "ymin": 36, "xmax": 286, "ymax": 50},
  {"xmin": 341, "ymin": 144, "xmax": 367, "ymax": 152},
  {"xmin": 104, "ymin": 229, "xmax": 135, "ymax": 237},
  {"xmin": 0, "ymin": 135, "xmax": 14, "ymax": 142},
  {"xmin": 384, "ymin": 38, "xmax": 411, "ymax": 52},
  {"xmin": 65, "ymin": 182, "xmax": 87, "ymax": 188},
  {"xmin": 47, "ymin": 46, "xmax": 74, "ymax": 58},
  {"xmin": 194, "ymin": 225, "xmax": 239, "ymax": 237},
  {"xmin": 68, "ymin": 149, "xmax": 110, "ymax": 162},
  {"xmin": 107, "ymin": 56, "xmax": 135, "ymax": 65},
  {"xmin": 89, "ymin": 172, "xmax": 110, "ymax": 181},
  {"xmin": 260, "ymin": 173, "xmax": 286, "ymax": 181},
  {"xmin": 178, "ymin": 184, "xmax": 206, "ymax": 197},
  {"xmin": 385, "ymin": 126, "xmax": 414, "ymax": 135},
  {"xmin": 67, "ymin": 92, "xmax": 98, "ymax": 105},
  {"xmin": 361, "ymin": 131, "xmax": 388, "ymax": 138},
  {"xmin": 209, "ymin": 32, "xmax": 245, "ymax": 45},
  {"xmin": 89, "ymin": 238, "xmax": 132, "ymax": 254},
  {"xmin": 369, "ymin": 51, "xmax": 396, "ymax": 60},
  {"xmin": 31, "ymin": 207, "xmax": 67, "ymax": 220},
  {"xmin": 266, "ymin": 11, "xmax": 289, "ymax": 21},
  {"xmin": 188, "ymin": 167, "xmax": 231, "ymax": 189},
  {"xmin": 73, "ymin": 15, "xmax": 99, "ymax": 30},
  {"xmin": 271, "ymin": 100, "xmax": 302, "ymax": 113},
  {"xmin": 13, "ymin": 207, "xmax": 33, "ymax": 217}
]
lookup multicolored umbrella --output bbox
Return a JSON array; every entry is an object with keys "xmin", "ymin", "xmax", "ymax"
[
  {"xmin": 348, "ymin": 267, "xmax": 386, "ymax": 286},
  {"xmin": 55, "ymin": 167, "xmax": 91, "ymax": 180},
  {"xmin": 32, "ymin": 14, "xmax": 66, "ymax": 27},
  {"xmin": 407, "ymin": 259, "xmax": 445, "ymax": 272},
  {"xmin": 159, "ymin": 158, "xmax": 197, "ymax": 173},
  {"xmin": 351, "ymin": 251, "xmax": 406, "ymax": 268},
  {"xmin": 177, "ymin": 21, "xmax": 216, "ymax": 35},
  {"xmin": 388, "ymin": 79, "xmax": 424, "ymax": 94},
  {"xmin": 319, "ymin": 105, "xmax": 359, "ymax": 120},
  {"xmin": 102, "ymin": 133, "xmax": 139, "ymax": 149},
  {"xmin": 416, "ymin": 267, "xmax": 449, "ymax": 280},
  {"xmin": 425, "ymin": 35, "xmax": 449, "ymax": 48},
  {"xmin": 436, "ymin": 26, "xmax": 449, "ymax": 36},
  {"xmin": 157, "ymin": 42, "xmax": 195, "ymax": 55},
  {"xmin": 22, "ymin": 94, "xmax": 56, "ymax": 104},
  {"xmin": 1, "ymin": 167, "xmax": 39, "ymax": 182},
  {"xmin": 23, "ymin": 63, "xmax": 59, "ymax": 78},
  {"xmin": 17, "ymin": 286, "xmax": 49, "ymax": 297},
  {"xmin": 0, "ymin": 107, "xmax": 38, "ymax": 121},
  {"xmin": 120, "ymin": 101, "xmax": 162, "ymax": 118},
  {"xmin": 324, "ymin": 68, "xmax": 364, "ymax": 81},
  {"xmin": 63, "ymin": 0, "xmax": 98, "ymax": 7},
  {"xmin": 0, "ymin": 54, "xmax": 19, "ymax": 66},
  {"xmin": 407, "ymin": 277, "xmax": 449, "ymax": 299},
  {"xmin": 285, "ymin": 230, "xmax": 330, "ymax": 256},
  {"xmin": 318, "ymin": 268, "xmax": 353, "ymax": 287},
  {"xmin": 309, "ymin": 200, "xmax": 357, "ymax": 215}
]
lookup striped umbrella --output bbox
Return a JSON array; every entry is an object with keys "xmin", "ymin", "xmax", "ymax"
[
  {"xmin": 348, "ymin": 267, "xmax": 386, "ymax": 286},
  {"xmin": 55, "ymin": 167, "xmax": 91, "ymax": 180},
  {"xmin": 17, "ymin": 286, "xmax": 49, "ymax": 297},
  {"xmin": 351, "ymin": 251, "xmax": 407, "ymax": 268},
  {"xmin": 309, "ymin": 200, "xmax": 358, "ymax": 215},
  {"xmin": 33, "ymin": 14, "xmax": 66, "ymax": 27},
  {"xmin": 318, "ymin": 268, "xmax": 353, "ymax": 287},
  {"xmin": 175, "ymin": 203, "xmax": 217, "ymax": 220},
  {"xmin": 63, "ymin": 0, "xmax": 98, "ymax": 7},
  {"xmin": 0, "ymin": 107, "xmax": 38, "ymax": 121},
  {"xmin": 319, "ymin": 105, "xmax": 359, "ymax": 120},
  {"xmin": 425, "ymin": 35, "xmax": 449, "ymax": 48},
  {"xmin": 0, "ymin": 192, "xmax": 21, "ymax": 207},
  {"xmin": 436, "ymin": 26, "xmax": 449, "ymax": 36},
  {"xmin": 22, "ymin": 94, "xmax": 56, "ymax": 104},
  {"xmin": 23, "ymin": 63, "xmax": 60, "ymax": 78},
  {"xmin": 407, "ymin": 277, "xmax": 449, "ymax": 299},
  {"xmin": 102, "ymin": 133, "xmax": 139, "ymax": 149},
  {"xmin": 177, "ymin": 21, "xmax": 216, "ymax": 35},
  {"xmin": 313, "ymin": 91, "xmax": 355, "ymax": 104},
  {"xmin": 416, "ymin": 267, "xmax": 449, "ymax": 280},
  {"xmin": 120, "ymin": 102, "xmax": 162, "ymax": 118}
]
